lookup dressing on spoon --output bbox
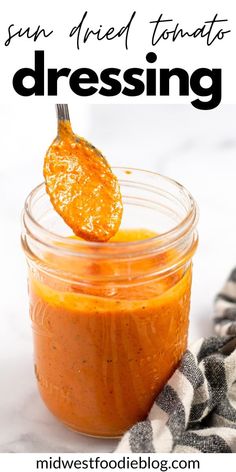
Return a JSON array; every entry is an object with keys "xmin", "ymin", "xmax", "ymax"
[{"xmin": 43, "ymin": 104, "xmax": 123, "ymax": 242}]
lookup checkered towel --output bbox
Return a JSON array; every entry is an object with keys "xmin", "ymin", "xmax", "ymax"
[{"xmin": 116, "ymin": 269, "xmax": 236, "ymax": 453}]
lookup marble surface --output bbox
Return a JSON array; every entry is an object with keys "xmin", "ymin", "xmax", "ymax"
[{"xmin": 1, "ymin": 104, "xmax": 236, "ymax": 452}]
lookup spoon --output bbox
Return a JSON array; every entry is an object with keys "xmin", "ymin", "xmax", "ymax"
[{"xmin": 43, "ymin": 104, "xmax": 123, "ymax": 242}]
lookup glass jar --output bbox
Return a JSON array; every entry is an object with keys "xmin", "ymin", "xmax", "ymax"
[{"xmin": 21, "ymin": 168, "xmax": 198, "ymax": 438}]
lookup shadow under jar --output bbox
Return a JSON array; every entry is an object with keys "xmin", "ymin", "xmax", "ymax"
[{"xmin": 21, "ymin": 168, "xmax": 198, "ymax": 438}]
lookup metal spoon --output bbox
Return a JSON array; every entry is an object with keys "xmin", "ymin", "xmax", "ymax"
[{"xmin": 43, "ymin": 104, "xmax": 123, "ymax": 242}]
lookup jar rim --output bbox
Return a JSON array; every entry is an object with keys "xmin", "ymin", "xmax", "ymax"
[{"xmin": 22, "ymin": 167, "xmax": 199, "ymax": 258}]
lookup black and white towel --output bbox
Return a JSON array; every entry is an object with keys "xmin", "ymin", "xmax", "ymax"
[{"xmin": 115, "ymin": 269, "xmax": 236, "ymax": 453}]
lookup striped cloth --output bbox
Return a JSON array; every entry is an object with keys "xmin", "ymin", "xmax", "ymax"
[{"xmin": 115, "ymin": 269, "xmax": 236, "ymax": 453}]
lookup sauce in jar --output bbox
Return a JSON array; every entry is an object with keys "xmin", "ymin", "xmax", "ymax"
[
  {"xmin": 29, "ymin": 228, "xmax": 193, "ymax": 437},
  {"xmin": 22, "ymin": 169, "xmax": 198, "ymax": 437}
]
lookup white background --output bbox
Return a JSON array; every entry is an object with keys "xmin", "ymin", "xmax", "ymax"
[
  {"xmin": 0, "ymin": 453, "xmax": 235, "ymax": 472},
  {"xmin": 0, "ymin": 0, "xmax": 236, "ymax": 458},
  {"xmin": 1, "ymin": 103, "xmax": 236, "ymax": 452},
  {"xmin": 0, "ymin": 0, "xmax": 236, "ymax": 103}
]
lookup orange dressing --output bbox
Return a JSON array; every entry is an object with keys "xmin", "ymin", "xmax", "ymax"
[
  {"xmin": 30, "ymin": 228, "xmax": 192, "ymax": 437},
  {"xmin": 43, "ymin": 120, "xmax": 123, "ymax": 242}
]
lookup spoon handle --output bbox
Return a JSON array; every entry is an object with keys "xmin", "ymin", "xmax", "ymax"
[
  {"xmin": 56, "ymin": 104, "xmax": 73, "ymax": 138},
  {"xmin": 56, "ymin": 104, "xmax": 70, "ymax": 121}
]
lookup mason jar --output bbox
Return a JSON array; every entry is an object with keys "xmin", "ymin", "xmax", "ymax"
[{"xmin": 21, "ymin": 168, "xmax": 198, "ymax": 438}]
